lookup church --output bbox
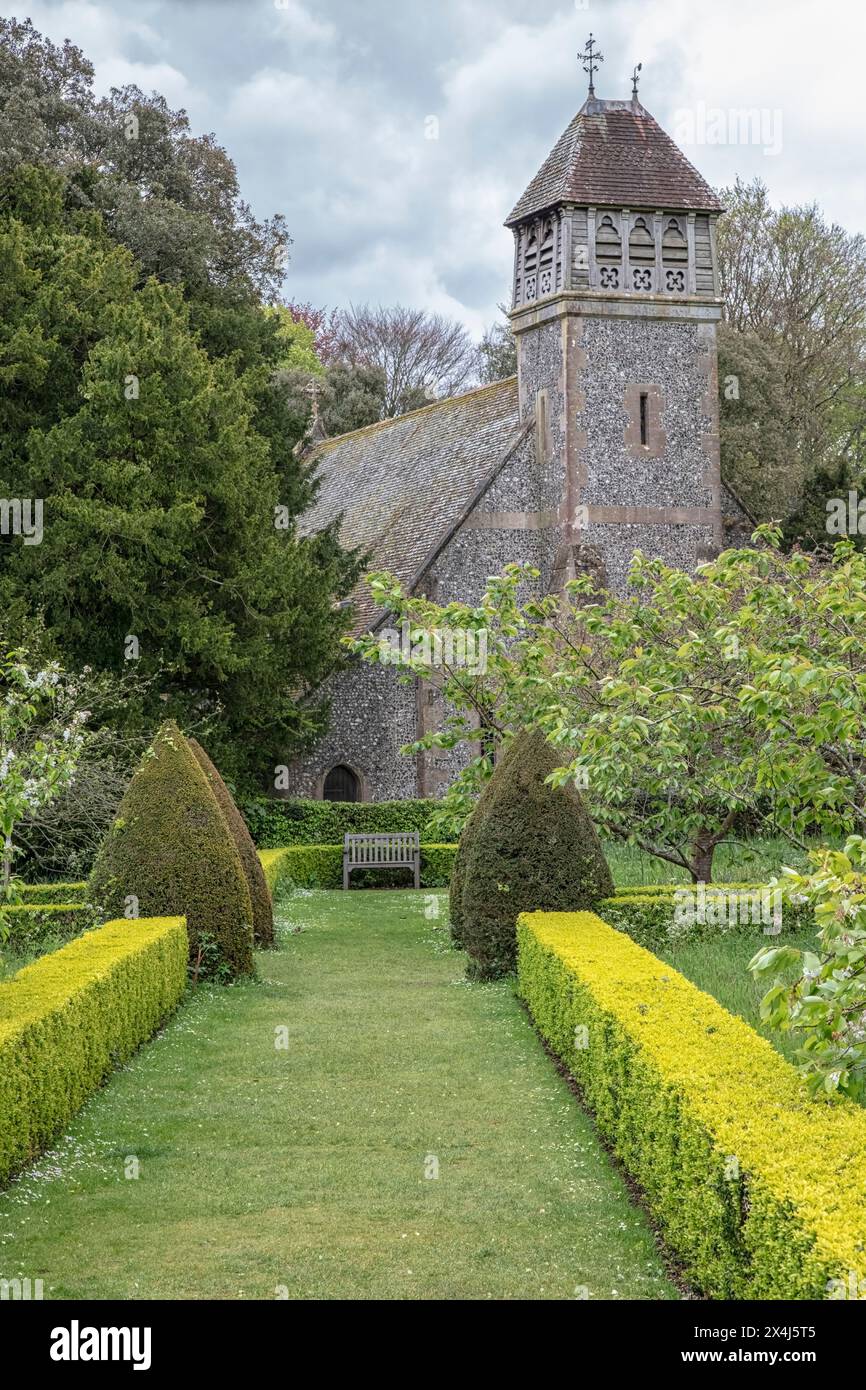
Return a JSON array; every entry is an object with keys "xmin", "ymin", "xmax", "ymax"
[{"xmin": 285, "ymin": 54, "xmax": 751, "ymax": 804}]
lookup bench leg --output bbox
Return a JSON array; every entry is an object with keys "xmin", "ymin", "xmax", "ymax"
[
  {"xmin": 414, "ymin": 857, "xmax": 420, "ymax": 890},
  {"xmin": 343, "ymin": 861, "xmax": 349, "ymax": 891}
]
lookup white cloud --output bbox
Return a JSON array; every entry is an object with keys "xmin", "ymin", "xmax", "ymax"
[
  {"xmin": 272, "ymin": 0, "xmax": 336, "ymax": 45},
  {"xmin": 24, "ymin": 0, "xmax": 198, "ymax": 106}
]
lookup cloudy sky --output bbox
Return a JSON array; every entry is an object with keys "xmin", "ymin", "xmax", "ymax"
[{"xmin": 18, "ymin": 0, "xmax": 866, "ymax": 336}]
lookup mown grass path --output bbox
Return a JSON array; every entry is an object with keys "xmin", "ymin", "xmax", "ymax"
[{"xmin": 0, "ymin": 890, "xmax": 677, "ymax": 1300}]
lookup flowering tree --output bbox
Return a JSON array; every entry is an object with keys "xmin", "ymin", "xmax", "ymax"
[
  {"xmin": 750, "ymin": 839, "xmax": 866, "ymax": 1100},
  {"xmin": 0, "ymin": 649, "xmax": 89, "ymax": 905},
  {"xmin": 352, "ymin": 531, "xmax": 866, "ymax": 881}
]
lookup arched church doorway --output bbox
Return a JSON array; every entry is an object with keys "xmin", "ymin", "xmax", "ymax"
[{"xmin": 323, "ymin": 764, "xmax": 360, "ymax": 802}]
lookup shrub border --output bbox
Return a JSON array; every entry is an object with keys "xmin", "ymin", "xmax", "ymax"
[
  {"xmin": 19, "ymin": 882, "xmax": 88, "ymax": 905},
  {"xmin": 257, "ymin": 843, "xmax": 458, "ymax": 892},
  {"xmin": 243, "ymin": 797, "xmax": 440, "ymax": 848},
  {"xmin": 1, "ymin": 903, "xmax": 93, "ymax": 954},
  {"xmin": 604, "ymin": 881, "xmax": 811, "ymax": 949},
  {"xmin": 517, "ymin": 909, "xmax": 866, "ymax": 1299},
  {"xmin": 0, "ymin": 916, "xmax": 187, "ymax": 1187}
]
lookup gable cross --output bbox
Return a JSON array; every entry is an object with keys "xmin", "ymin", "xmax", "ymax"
[{"xmin": 304, "ymin": 376, "xmax": 322, "ymax": 423}]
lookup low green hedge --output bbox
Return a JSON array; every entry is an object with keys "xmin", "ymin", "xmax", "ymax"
[
  {"xmin": 517, "ymin": 910, "xmax": 866, "ymax": 1299},
  {"xmin": 276, "ymin": 844, "xmax": 341, "ymax": 888},
  {"xmin": 0, "ymin": 916, "xmax": 187, "ymax": 1187},
  {"xmin": 19, "ymin": 881, "xmax": 88, "ymax": 905},
  {"xmin": 603, "ymin": 884, "xmax": 810, "ymax": 949},
  {"xmin": 242, "ymin": 797, "xmax": 440, "ymax": 848},
  {"xmin": 417, "ymin": 844, "xmax": 458, "ymax": 887},
  {"xmin": 1, "ymin": 903, "xmax": 94, "ymax": 954},
  {"xmin": 265, "ymin": 842, "xmax": 458, "ymax": 890},
  {"xmin": 613, "ymin": 880, "xmax": 761, "ymax": 897}
]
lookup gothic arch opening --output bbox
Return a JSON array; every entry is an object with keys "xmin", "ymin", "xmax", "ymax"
[
  {"xmin": 538, "ymin": 219, "xmax": 555, "ymax": 296},
  {"xmin": 522, "ymin": 227, "xmax": 539, "ymax": 301},
  {"xmin": 661, "ymin": 217, "xmax": 688, "ymax": 264},
  {"xmin": 595, "ymin": 214, "xmax": 622, "ymax": 262},
  {"xmin": 323, "ymin": 764, "xmax": 361, "ymax": 802},
  {"xmin": 628, "ymin": 216, "xmax": 655, "ymax": 263},
  {"xmin": 661, "ymin": 217, "xmax": 688, "ymax": 292},
  {"xmin": 595, "ymin": 215, "xmax": 622, "ymax": 289}
]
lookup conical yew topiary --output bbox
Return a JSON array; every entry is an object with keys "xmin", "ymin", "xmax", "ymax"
[
  {"xmin": 458, "ymin": 729, "xmax": 613, "ymax": 979},
  {"xmin": 449, "ymin": 841, "xmax": 468, "ymax": 949},
  {"xmin": 188, "ymin": 737, "xmax": 274, "ymax": 947},
  {"xmin": 448, "ymin": 768, "xmax": 500, "ymax": 949},
  {"xmin": 88, "ymin": 721, "xmax": 255, "ymax": 979}
]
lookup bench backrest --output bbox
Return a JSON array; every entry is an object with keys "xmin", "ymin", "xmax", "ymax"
[{"xmin": 343, "ymin": 832, "xmax": 420, "ymax": 866}]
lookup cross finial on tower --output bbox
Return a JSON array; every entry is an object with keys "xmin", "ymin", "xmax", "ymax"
[
  {"xmin": 580, "ymin": 33, "xmax": 604, "ymax": 97},
  {"xmin": 632, "ymin": 63, "xmax": 642, "ymax": 99},
  {"xmin": 304, "ymin": 375, "xmax": 322, "ymax": 423}
]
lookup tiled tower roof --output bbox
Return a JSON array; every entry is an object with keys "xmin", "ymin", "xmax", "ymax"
[{"xmin": 506, "ymin": 97, "xmax": 723, "ymax": 225}]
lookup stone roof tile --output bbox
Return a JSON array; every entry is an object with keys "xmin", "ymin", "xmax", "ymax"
[{"xmin": 303, "ymin": 378, "xmax": 522, "ymax": 633}]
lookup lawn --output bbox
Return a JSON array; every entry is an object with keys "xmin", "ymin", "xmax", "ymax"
[
  {"xmin": 0, "ymin": 889, "xmax": 678, "ymax": 1300},
  {"xmin": 0, "ymin": 934, "xmax": 69, "ymax": 982},
  {"xmin": 0, "ymin": 950, "xmax": 27, "ymax": 983},
  {"xmin": 607, "ymin": 839, "xmax": 825, "ymax": 1073}
]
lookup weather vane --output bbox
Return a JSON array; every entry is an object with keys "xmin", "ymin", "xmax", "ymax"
[
  {"xmin": 580, "ymin": 33, "xmax": 604, "ymax": 98},
  {"xmin": 632, "ymin": 63, "xmax": 642, "ymax": 99}
]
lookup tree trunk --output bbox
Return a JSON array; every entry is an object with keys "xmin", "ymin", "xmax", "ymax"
[
  {"xmin": 690, "ymin": 836, "xmax": 716, "ymax": 883},
  {"xmin": 2, "ymin": 835, "xmax": 12, "ymax": 900}
]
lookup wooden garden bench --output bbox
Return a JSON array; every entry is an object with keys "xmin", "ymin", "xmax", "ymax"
[{"xmin": 342, "ymin": 832, "xmax": 420, "ymax": 889}]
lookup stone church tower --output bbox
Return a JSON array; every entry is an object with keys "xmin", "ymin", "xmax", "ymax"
[
  {"xmin": 506, "ymin": 82, "xmax": 725, "ymax": 593},
  {"xmin": 284, "ymin": 63, "xmax": 740, "ymax": 804}
]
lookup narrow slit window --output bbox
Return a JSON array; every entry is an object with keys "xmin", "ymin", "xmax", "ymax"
[{"xmin": 639, "ymin": 392, "xmax": 649, "ymax": 446}]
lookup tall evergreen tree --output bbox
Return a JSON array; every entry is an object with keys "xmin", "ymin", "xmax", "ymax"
[{"xmin": 0, "ymin": 164, "xmax": 360, "ymax": 787}]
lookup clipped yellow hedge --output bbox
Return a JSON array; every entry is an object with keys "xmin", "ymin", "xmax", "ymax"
[
  {"xmin": 0, "ymin": 916, "xmax": 187, "ymax": 1187},
  {"xmin": 517, "ymin": 910, "xmax": 866, "ymax": 1300},
  {"xmin": 257, "ymin": 848, "xmax": 295, "ymax": 896}
]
